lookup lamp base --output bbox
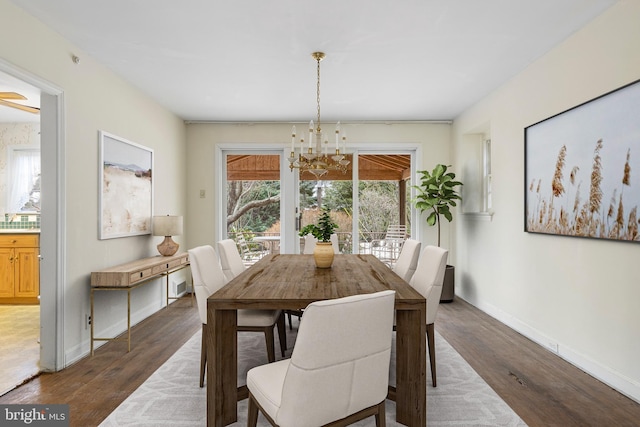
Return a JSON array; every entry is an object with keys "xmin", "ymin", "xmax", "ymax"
[{"xmin": 157, "ymin": 236, "xmax": 179, "ymax": 256}]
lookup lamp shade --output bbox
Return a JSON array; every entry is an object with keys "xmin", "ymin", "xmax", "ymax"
[{"xmin": 152, "ymin": 215, "xmax": 183, "ymax": 237}]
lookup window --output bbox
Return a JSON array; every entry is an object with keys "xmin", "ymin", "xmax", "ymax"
[{"xmin": 7, "ymin": 147, "xmax": 41, "ymax": 213}]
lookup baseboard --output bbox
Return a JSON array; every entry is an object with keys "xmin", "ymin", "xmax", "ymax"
[
  {"xmin": 64, "ymin": 300, "xmax": 162, "ymax": 366},
  {"xmin": 465, "ymin": 297, "xmax": 640, "ymax": 405}
]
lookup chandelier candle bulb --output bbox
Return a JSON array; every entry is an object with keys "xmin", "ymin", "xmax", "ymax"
[
  {"xmin": 335, "ymin": 121, "xmax": 340, "ymax": 150},
  {"xmin": 309, "ymin": 120, "xmax": 313, "ymax": 148},
  {"xmin": 291, "ymin": 125, "xmax": 296, "ymax": 153},
  {"xmin": 324, "ymin": 133, "xmax": 328, "ymax": 156}
]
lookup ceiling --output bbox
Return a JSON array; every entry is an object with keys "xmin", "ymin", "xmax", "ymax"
[{"xmin": 4, "ymin": 0, "xmax": 618, "ymax": 123}]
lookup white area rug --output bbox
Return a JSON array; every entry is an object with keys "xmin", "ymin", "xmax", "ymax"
[{"xmin": 101, "ymin": 322, "xmax": 527, "ymax": 426}]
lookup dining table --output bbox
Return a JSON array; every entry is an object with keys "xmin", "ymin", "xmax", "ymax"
[{"xmin": 206, "ymin": 253, "xmax": 427, "ymax": 427}]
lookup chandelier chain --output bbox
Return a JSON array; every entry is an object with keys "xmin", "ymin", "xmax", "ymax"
[{"xmin": 316, "ymin": 55, "xmax": 321, "ymax": 132}]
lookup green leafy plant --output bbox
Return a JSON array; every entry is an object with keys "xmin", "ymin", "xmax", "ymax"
[
  {"xmin": 412, "ymin": 164, "xmax": 463, "ymax": 246},
  {"xmin": 299, "ymin": 208, "xmax": 337, "ymax": 242}
]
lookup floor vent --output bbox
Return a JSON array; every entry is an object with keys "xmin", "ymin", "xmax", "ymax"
[{"xmin": 175, "ymin": 281, "xmax": 187, "ymax": 297}]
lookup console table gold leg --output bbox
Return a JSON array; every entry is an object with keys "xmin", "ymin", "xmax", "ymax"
[
  {"xmin": 90, "ymin": 289, "xmax": 95, "ymax": 356},
  {"xmin": 127, "ymin": 289, "xmax": 131, "ymax": 352}
]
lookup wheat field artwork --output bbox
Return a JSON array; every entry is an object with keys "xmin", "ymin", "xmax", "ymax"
[
  {"xmin": 525, "ymin": 79, "xmax": 640, "ymax": 242},
  {"xmin": 99, "ymin": 131, "xmax": 153, "ymax": 239}
]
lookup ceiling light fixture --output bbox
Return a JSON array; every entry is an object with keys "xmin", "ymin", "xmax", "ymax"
[{"xmin": 289, "ymin": 52, "xmax": 350, "ymax": 178}]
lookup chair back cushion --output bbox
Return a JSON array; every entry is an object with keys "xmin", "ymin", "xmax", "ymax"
[
  {"xmin": 302, "ymin": 234, "xmax": 316, "ymax": 254},
  {"xmin": 409, "ymin": 245, "xmax": 448, "ymax": 324},
  {"xmin": 330, "ymin": 233, "xmax": 340, "ymax": 254},
  {"xmin": 188, "ymin": 245, "xmax": 227, "ymax": 324},
  {"xmin": 217, "ymin": 239, "xmax": 246, "ymax": 282},
  {"xmin": 392, "ymin": 239, "xmax": 421, "ymax": 282},
  {"xmin": 277, "ymin": 290, "xmax": 395, "ymax": 427}
]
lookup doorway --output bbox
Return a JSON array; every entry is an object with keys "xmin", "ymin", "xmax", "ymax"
[
  {"xmin": 0, "ymin": 60, "xmax": 65, "ymax": 390},
  {"xmin": 0, "ymin": 71, "xmax": 42, "ymax": 395}
]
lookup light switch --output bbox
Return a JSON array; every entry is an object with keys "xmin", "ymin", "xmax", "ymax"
[{"xmin": 199, "ymin": 189, "xmax": 205, "ymax": 198}]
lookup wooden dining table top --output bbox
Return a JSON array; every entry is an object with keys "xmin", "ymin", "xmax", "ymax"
[{"xmin": 208, "ymin": 253, "xmax": 425, "ymax": 311}]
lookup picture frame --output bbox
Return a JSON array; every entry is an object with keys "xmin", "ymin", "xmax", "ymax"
[
  {"xmin": 525, "ymin": 78, "xmax": 640, "ymax": 243},
  {"xmin": 99, "ymin": 131, "xmax": 153, "ymax": 240}
]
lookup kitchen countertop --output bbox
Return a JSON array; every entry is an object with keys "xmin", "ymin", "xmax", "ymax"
[{"xmin": 0, "ymin": 230, "xmax": 40, "ymax": 234}]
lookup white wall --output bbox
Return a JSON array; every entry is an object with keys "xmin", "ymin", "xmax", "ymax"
[
  {"xmin": 186, "ymin": 122, "xmax": 451, "ymax": 250},
  {"xmin": 452, "ymin": 0, "xmax": 640, "ymax": 402},
  {"xmin": 0, "ymin": 0, "xmax": 187, "ymax": 366}
]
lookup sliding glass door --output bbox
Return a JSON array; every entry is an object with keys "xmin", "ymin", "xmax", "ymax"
[{"xmin": 219, "ymin": 147, "xmax": 415, "ymax": 260}]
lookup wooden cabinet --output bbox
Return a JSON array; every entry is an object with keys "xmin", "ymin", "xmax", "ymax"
[{"xmin": 0, "ymin": 234, "xmax": 40, "ymax": 304}]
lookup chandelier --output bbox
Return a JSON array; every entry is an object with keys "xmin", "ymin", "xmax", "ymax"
[{"xmin": 289, "ymin": 52, "xmax": 350, "ymax": 178}]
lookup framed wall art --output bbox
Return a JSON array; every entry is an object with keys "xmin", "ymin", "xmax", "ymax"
[
  {"xmin": 99, "ymin": 131, "xmax": 153, "ymax": 239},
  {"xmin": 525, "ymin": 79, "xmax": 640, "ymax": 242}
]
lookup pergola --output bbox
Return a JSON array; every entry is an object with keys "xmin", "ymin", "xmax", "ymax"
[{"xmin": 226, "ymin": 154, "xmax": 411, "ymax": 225}]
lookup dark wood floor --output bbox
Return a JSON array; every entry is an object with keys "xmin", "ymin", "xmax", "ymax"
[
  {"xmin": 2, "ymin": 295, "xmax": 639, "ymax": 427},
  {"xmin": 437, "ymin": 299, "xmax": 640, "ymax": 427}
]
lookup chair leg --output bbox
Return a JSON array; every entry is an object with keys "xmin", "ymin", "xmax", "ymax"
[
  {"xmin": 427, "ymin": 323, "xmax": 436, "ymax": 387},
  {"xmin": 247, "ymin": 393, "xmax": 259, "ymax": 427},
  {"xmin": 200, "ymin": 323, "xmax": 207, "ymax": 388},
  {"xmin": 287, "ymin": 311, "xmax": 293, "ymax": 330},
  {"xmin": 375, "ymin": 401, "xmax": 386, "ymax": 427},
  {"xmin": 276, "ymin": 312, "xmax": 287, "ymax": 357},
  {"xmin": 264, "ymin": 328, "xmax": 276, "ymax": 363}
]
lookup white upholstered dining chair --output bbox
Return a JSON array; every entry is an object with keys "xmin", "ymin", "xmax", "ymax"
[
  {"xmin": 391, "ymin": 238, "xmax": 421, "ymax": 282},
  {"xmin": 188, "ymin": 245, "xmax": 286, "ymax": 387},
  {"xmin": 217, "ymin": 238, "xmax": 248, "ymax": 282},
  {"xmin": 408, "ymin": 245, "xmax": 448, "ymax": 387},
  {"xmin": 330, "ymin": 233, "xmax": 340, "ymax": 254},
  {"xmin": 247, "ymin": 290, "xmax": 396, "ymax": 427},
  {"xmin": 302, "ymin": 233, "xmax": 316, "ymax": 254}
]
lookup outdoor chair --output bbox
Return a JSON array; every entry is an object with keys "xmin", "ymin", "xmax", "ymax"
[
  {"xmin": 236, "ymin": 233, "xmax": 270, "ymax": 266},
  {"xmin": 371, "ymin": 224, "xmax": 408, "ymax": 266}
]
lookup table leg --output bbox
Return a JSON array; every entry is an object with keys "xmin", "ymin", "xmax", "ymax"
[
  {"xmin": 207, "ymin": 306, "xmax": 237, "ymax": 427},
  {"xmin": 395, "ymin": 307, "xmax": 426, "ymax": 426}
]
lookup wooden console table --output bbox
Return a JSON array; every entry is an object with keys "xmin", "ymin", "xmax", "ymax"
[{"xmin": 90, "ymin": 252, "xmax": 190, "ymax": 355}]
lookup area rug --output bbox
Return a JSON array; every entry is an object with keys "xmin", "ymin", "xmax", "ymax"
[{"xmin": 100, "ymin": 321, "xmax": 527, "ymax": 426}]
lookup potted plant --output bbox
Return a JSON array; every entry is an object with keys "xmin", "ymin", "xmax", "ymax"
[
  {"xmin": 299, "ymin": 208, "xmax": 338, "ymax": 268},
  {"xmin": 412, "ymin": 164, "xmax": 462, "ymax": 302}
]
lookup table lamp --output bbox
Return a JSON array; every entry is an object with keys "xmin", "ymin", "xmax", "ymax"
[{"xmin": 153, "ymin": 215, "xmax": 183, "ymax": 256}]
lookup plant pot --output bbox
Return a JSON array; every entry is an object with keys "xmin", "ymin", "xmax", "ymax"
[
  {"xmin": 440, "ymin": 265, "xmax": 455, "ymax": 303},
  {"xmin": 313, "ymin": 242, "xmax": 334, "ymax": 268}
]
